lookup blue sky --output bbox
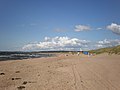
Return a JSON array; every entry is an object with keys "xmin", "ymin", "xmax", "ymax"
[{"xmin": 0, "ymin": 0, "xmax": 120, "ymax": 51}]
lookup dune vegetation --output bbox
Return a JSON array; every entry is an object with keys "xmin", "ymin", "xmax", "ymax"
[{"xmin": 89, "ymin": 45, "xmax": 120, "ymax": 55}]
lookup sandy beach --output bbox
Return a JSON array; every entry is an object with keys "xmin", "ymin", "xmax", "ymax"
[{"xmin": 0, "ymin": 53, "xmax": 120, "ymax": 90}]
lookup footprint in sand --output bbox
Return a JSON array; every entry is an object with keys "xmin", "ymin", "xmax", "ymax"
[
  {"xmin": 17, "ymin": 86, "xmax": 25, "ymax": 90},
  {"xmin": 15, "ymin": 71, "xmax": 20, "ymax": 73},
  {"xmin": 0, "ymin": 72, "xmax": 5, "ymax": 75},
  {"xmin": 22, "ymin": 81, "xmax": 27, "ymax": 85},
  {"xmin": 12, "ymin": 77, "xmax": 21, "ymax": 80}
]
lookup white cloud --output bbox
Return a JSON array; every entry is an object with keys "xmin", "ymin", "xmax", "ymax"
[
  {"xmin": 44, "ymin": 37, "xmax": 51, "ymax": 41},
  {"xmin": 106, "ymin": 23, "xmax": 120, "ymax": 35},
  {"xmin": 75, "ymin": 24, "xmax": 91, "ymax": 32},
  {"xmin": 22, "ymin": 36, "xmax": 120, "ymax": 51},
  {"xmin": 22, "ymin": 36, "xmax": 90, "ymax": 51},
  {"xmin": 96, "ymin": 28, "xmax": 103, "ymax": 30},
  {"xmin": 95, "ymin": 39, "xmax": 120, "ymax": 49},
  {"xmin": 98, "ymin": 39, "xmax": 110, "ymax": 44}
]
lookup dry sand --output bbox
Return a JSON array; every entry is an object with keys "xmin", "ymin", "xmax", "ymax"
[{"xmin": 0, "ymin": 53, "xmax": 120, "ymax": 90}]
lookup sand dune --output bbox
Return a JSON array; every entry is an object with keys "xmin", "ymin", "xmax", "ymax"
[{"xmin": 0, "ymin": 53, "xmax": 120, "ymax": 90}]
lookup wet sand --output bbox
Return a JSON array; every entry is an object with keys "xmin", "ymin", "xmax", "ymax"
[{"xmin": 0, "ymin": 53, "xmax": 120, "ymax": 90}]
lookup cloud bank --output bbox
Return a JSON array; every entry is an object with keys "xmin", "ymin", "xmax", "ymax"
[
  {"xmin": 107, "ymin": 23, "xmax": 120, "ymax": 35},
  {"xmin": 22, "ymin": 36, "xmax": 120, "ymax": 51},
  {"xmin": 95, "ymin": 39, "xmax": 120, "ymax": 49},
  {"xmin": 22, "ymin": 36, "xmax": 90, "ymax": 51},
  {"xmin": 75, "ymin": 24, "xmax": 91, "ymax": 32}
]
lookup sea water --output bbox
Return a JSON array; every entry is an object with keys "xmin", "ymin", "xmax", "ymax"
[{"xmin": 0, "ymin": 51, "xmax": 54, "ymax": 61}]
